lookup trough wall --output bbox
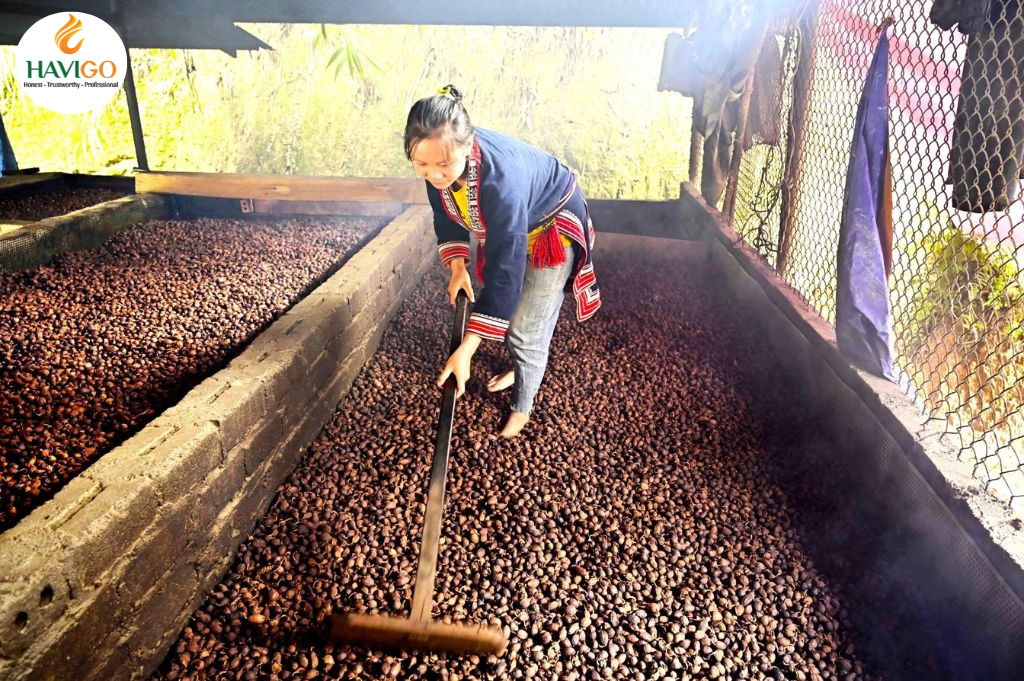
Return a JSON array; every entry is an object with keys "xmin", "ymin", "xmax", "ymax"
[{"xmin": 0, "ymin": 206, "xmax": 437, "ymax": 681}]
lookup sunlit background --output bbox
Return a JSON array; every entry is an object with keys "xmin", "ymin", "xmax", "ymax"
[{"xmin": 1, "ymin": 24, "xmax": 694, "ymax": 200}]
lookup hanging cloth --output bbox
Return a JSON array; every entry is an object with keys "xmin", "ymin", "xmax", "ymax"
[
  {"xmin": 945, "ymin": 1, "xmax": 1024, "ymax": 212},
  {"xmin": 657, "ymin": 5, "xmax": 770, "ymax": 205},
  {"xmin": 836, "ymin": 23, "xmax": 896, "ymax": 381},
  {"xmin": 743, "ymin": 33, "xmax": 784, "ymax": 150},
  {"xmin": 930, "ymin": 0, "xmax": 994, "ymax": 34}
]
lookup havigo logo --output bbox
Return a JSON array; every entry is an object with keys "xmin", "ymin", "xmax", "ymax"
[
  {"xmin": 55, "ymin": 14, "xmax": 84, "ymax": 55},
  {"xmin": 16, "ymin": 12, "xmax": 127, "ymax": 114}
]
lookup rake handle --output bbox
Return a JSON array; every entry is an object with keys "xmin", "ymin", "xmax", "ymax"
[{"xmin": 411, "ymin": 290, "xmax": 469, "ymax": 621}]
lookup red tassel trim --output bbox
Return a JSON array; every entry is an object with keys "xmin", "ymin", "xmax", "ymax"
[
  {"xmin": 474, "ymin": 224, "xmax": 568, "ymax": 285},
  {"xmin": 530, "ymin": 224, "xmax": 568, "ymax": 270},
  {"xmin": 475, "ymin": 242, "xmax": 485, "ymax": 284}
]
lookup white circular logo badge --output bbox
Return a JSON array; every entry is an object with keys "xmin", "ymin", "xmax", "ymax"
[{"xmin": 15, "ymin": 12, "xmax": 127, "ymax": 114}]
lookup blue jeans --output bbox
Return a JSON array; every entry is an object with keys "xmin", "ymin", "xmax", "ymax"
[{"xmin": 505, "ymin": 244, "xmax": 575, "ymax": 414}]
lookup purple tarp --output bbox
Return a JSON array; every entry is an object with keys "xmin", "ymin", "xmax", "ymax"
[{"xmin": 836, "ymin": 27, "xmax": 896, "ymax": 381}]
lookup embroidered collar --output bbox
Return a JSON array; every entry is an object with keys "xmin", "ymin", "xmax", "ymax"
[{"xmin": 437, "ymin": 139, "xmax": 488, "ymax": 236}]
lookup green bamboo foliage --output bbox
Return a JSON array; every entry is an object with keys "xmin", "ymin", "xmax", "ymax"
[{"xmin": 1, "ymin": 25, "xmax": 693, "ymax": 199}]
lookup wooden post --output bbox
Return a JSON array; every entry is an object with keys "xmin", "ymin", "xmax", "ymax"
[
  {"xmin": 721, "ymin": 70, "xmax": 757, "ymax": 222},
  {"xmin": 777, "ymin": 0, "xmax": 822, "ymax": 275},
  {"xmin": 123, "ymin": 50, "xmax": 149, "ymax": 171},
  {"xmin": 111, "ymin": 4, "xmax": 149, "ymax": 171},
  {"xmin": 689, "ymin": 111, "xmax": 703, "ymax": 184},
  {"xmin": 0, "ymin": 109, "xmax": 18, "ymax": 174}
]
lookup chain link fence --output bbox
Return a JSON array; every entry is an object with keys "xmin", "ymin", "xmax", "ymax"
[
  {"xmin": 731, "ymin": 12, "xmax": 802, "ymax": 270},
  {"xmin": 727, "ymin": 0, "xmax": 1024, "ymax": 507}
]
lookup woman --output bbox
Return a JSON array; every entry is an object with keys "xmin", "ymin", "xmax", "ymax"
[{"xmin": 406, "ymin": 85, "xmax": 600, "ymax": 437}]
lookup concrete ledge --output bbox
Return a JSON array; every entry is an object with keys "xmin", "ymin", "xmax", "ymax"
[
  {"xmin": 0, "ymin": 194, "xmax": 168, "ymax": 273},
  {"xmin": 165, "ymin": 195, "xmax": 408, "ymax": 221},
  {"xmin": 681, "ymin": 182, "xmax": 1024, "ymax": 679},
  {"xmin": 0, "ymin": 173, "xmax": 65, "ymax": 199},
  {"xmin": 588, "ymin": 198, "xmax": 700, "ymax": 240},
  {"xmin": 0, "ymin": 205, "xmax": 437, "ymax": 681}
]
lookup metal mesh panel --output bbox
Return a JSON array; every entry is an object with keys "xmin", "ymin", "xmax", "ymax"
[
  {"xmin": 732, "ymin": 21, "xmax": 800, "ymax": 270},
  {"xmin": 728, "ymin": 0, "xmax": 1024, "ymax": 508},
  {"xmin": 0, "ymin": 224, "xmax": 87, "ymax": 273},
  {"xmin": 0, "ymin": 231, "xmax": 43, "ymax": 270},
  {"xmin": 0, "ymin": 195, "xmax": 164, "ymax": 273}
]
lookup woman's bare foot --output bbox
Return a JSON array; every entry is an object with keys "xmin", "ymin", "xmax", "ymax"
[
  {"xmin": 500, "ymin": 411, "xmax": 530, "ymax": 438},
  {"xmin": 487, "ymin": 370, "xmax": 515, "ymax": 393}
]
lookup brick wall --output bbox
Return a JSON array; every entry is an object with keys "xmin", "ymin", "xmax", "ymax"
[{"xmin": 0, "ymin": 205, "xmax": 436, "ymax": 681}]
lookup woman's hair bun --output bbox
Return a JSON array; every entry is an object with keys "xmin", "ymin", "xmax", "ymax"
[
  {"xmin": 404, "ymin": 85, "xmax": 474, "ymax": 159},
  {"xmin": 437, "ymin": 84, "xmax": 464, "ymax": 103}
]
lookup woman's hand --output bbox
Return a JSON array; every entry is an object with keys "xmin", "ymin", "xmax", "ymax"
[
  {"xmin": 447, "ymin": 259, "xmax": 475, "ymax": 306},
  {"xmin": 436, "ymin": 334, "xmax": 482, "ymax": 398}
]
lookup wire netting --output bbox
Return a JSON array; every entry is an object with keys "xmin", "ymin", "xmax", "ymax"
[
  {"xmin": 732, "ymin": 14, "xmax": 802, "ymax": 270},
  {"xmin": 0, "ymin": 194, "xmax": 161, "ymax": 273},
  {"xmin": 728, "ymin": 0, "xmax": 1024, "ymax": 507}
]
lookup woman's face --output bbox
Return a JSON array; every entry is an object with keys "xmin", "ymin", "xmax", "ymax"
[{"xmin": 410, "ymin": 136, "xmax": 470, "ymax": 190}]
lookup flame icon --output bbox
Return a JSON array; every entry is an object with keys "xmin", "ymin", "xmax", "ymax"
[{"xmin": 55, "ymin": 14, "xmax": 84, "ymax": 55}]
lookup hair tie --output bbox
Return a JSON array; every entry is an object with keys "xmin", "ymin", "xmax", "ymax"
[{"xmin": 437, "ymin": 84, "xmax": 463, "ymax": 103}]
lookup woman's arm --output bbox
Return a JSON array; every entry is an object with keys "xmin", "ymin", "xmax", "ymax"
[
  {"xmin": 435, "ymin": 331, "xmax": 482, "ymax": 397},
  {"xmin": 464, "ymin": 181, "xmax": 529, "ymax": 342},
  {"xmin": 447, "ymin": 257, "xmax": 475, "ymax": 305}
]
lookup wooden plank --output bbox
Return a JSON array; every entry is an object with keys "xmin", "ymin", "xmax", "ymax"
[
  {"xmin": 0, "ymin": 172, "xmax": 64, "ymax": 195},
  {"xmin": 135, "ymin": 172, "xmax": 428, "ymax": 204},
  {"xmin": 251, "ymin": 199, "xmax": 406, "ymax": 217},
  {"xmin": 67, "ymin": 174, "xmax": 136, "ymax": 191},
  {"xmin": 163, "ymin": 0, "xmax": 702, "ymax": 29}
]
